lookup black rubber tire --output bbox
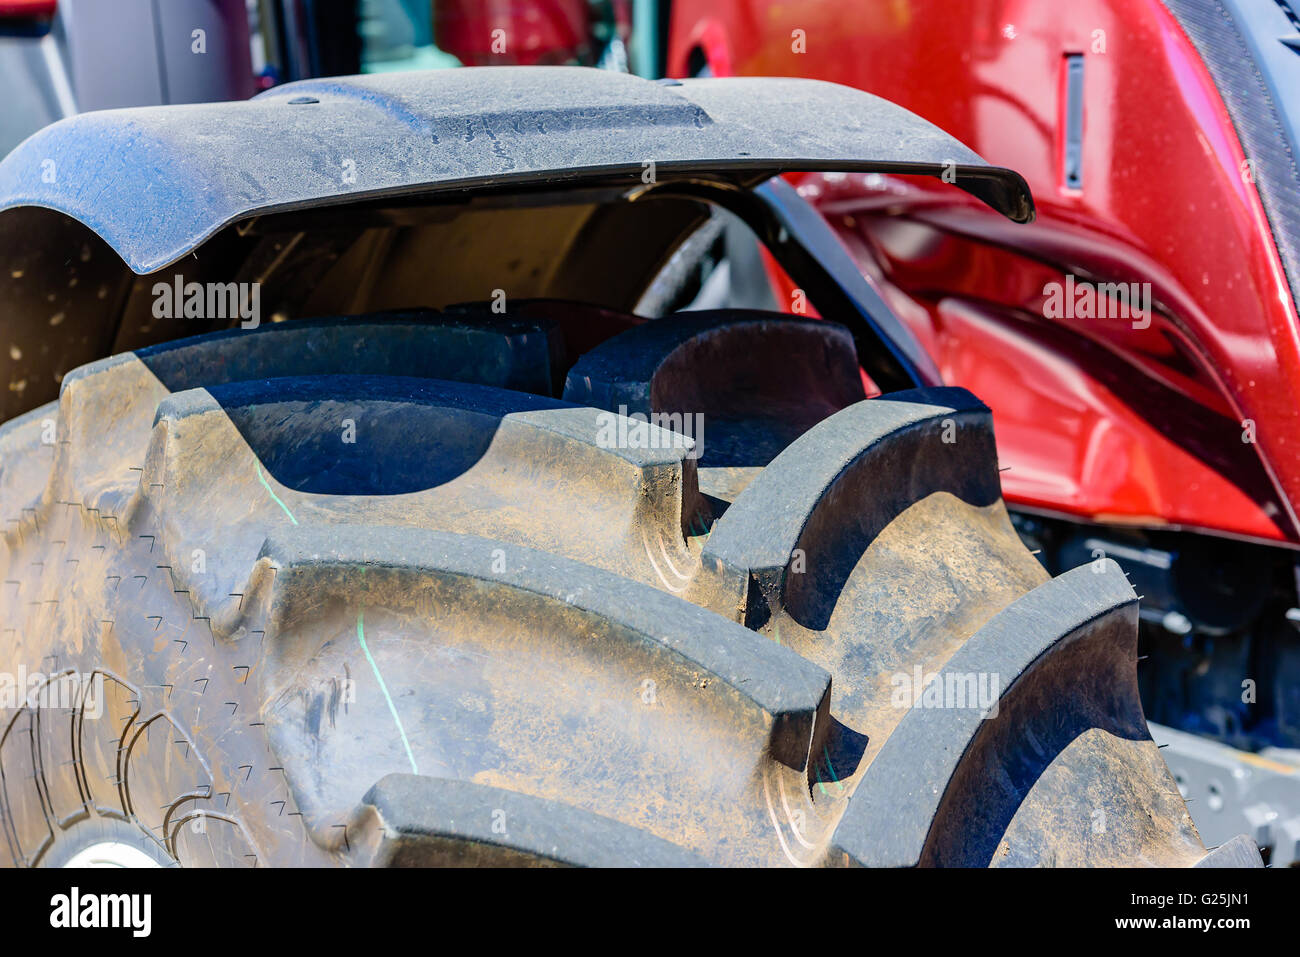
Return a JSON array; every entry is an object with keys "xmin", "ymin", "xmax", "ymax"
[{"xmin": 0, "ymin": 307, "xmax": 1221, "ymax": 867}]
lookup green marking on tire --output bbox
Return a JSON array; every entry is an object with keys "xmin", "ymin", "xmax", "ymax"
[
  {"xmin": 358, "ymin": 604, "xmax": 419, "ymax": 775},
  {"xmin": 255, "ymin": 463, "xmax": 299, "ymax": 525},
  {"xmin": 823, "ymin": 745, "xmax": 844, "ymax": 795}
]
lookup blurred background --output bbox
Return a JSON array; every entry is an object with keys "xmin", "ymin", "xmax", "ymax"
[{"xmin": 0, "ymin": 0, "xmax": 671, "ymax": 157}]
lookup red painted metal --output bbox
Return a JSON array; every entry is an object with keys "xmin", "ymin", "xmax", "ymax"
[
  {"xmin": 435, "ymin": 0, "xmax": 591, "ymax": 66},
  {"xmin": 669, "ymin": 0, "xmax": 1300, "ymax": 545},
  {"xmin": 0, "ymin": 0, "xmax": 57, "ymax": 18}
]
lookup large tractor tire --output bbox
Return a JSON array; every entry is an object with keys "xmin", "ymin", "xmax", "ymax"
[{"xmin": 0, "ymin": 307, "xmax": 1237, "ymax": 867}]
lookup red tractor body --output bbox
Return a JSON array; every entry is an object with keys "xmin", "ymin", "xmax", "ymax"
[{"xmin": 669, "ymin": 0, "xmax": 1300, "ymax": 547}]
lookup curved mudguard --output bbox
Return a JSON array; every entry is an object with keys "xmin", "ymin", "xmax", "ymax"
[{"xmin": 0, "ymin": 67, "xmax": 1033, "ymax": 274}]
